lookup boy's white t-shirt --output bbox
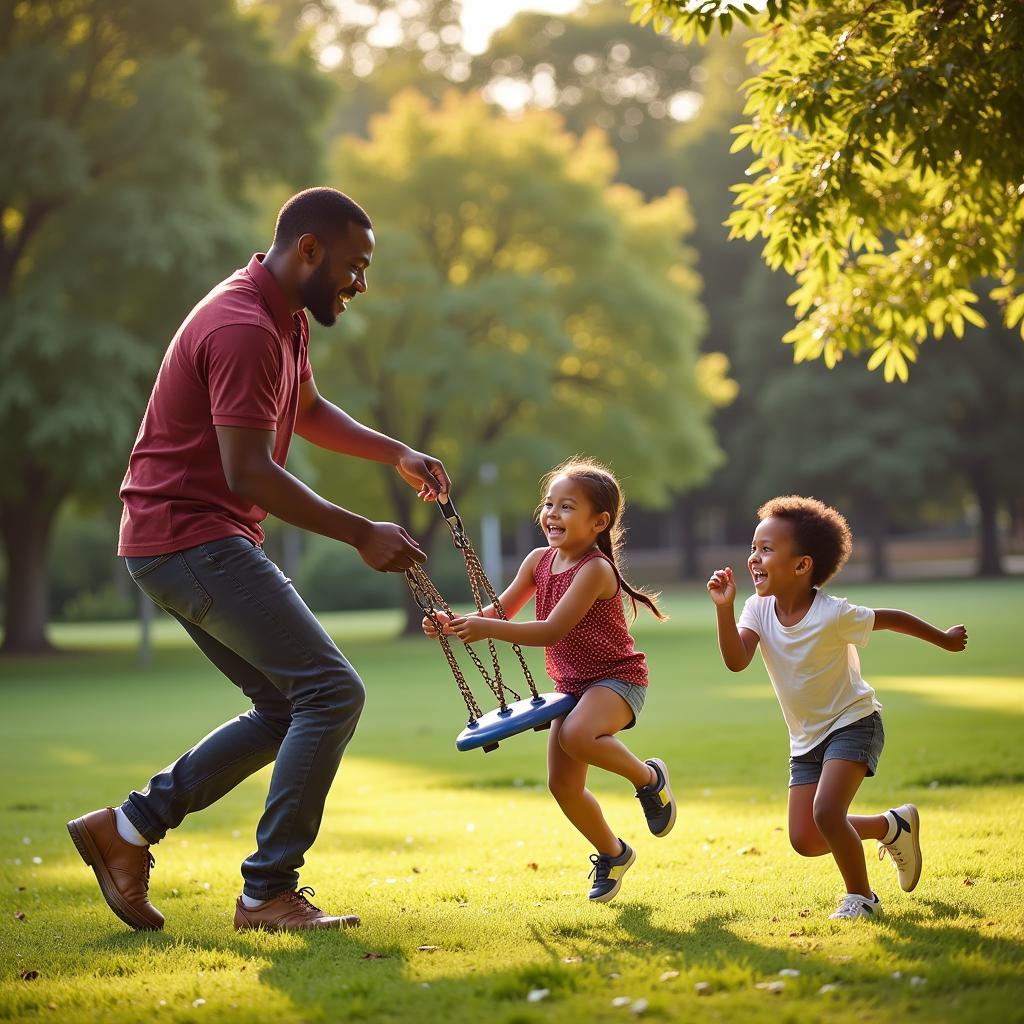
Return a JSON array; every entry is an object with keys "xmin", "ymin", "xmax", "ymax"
[{"xmin": 737, "ymin": 590, "xmax": 880, "ymax": 756}]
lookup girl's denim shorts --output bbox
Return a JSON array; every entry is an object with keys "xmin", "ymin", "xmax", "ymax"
[
  {"xmin": 789, "ymin": 711, "xmax": 885, "ymax": 787},
  {"xmin": 588, "ymin": 677, "xmax": 647, "ymax": 729}
]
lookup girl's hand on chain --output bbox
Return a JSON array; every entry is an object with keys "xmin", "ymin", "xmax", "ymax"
[
  {"xmin": 421, "ymin": 611, "xmax": 454, "ymax": 638},
  {"xmin": 449, "ymin": 615, "xmax": 491, "ymax": 644}
]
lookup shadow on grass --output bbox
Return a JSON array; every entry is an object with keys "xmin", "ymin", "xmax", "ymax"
[{"xmin": 68, "ymin": 894, "xmax": 1024, "ymax": 1022}]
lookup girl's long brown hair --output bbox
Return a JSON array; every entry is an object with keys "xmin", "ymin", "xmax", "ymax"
[{"xmin": 539, "ymin": 457, "xmax": 666, "ymax": 622}]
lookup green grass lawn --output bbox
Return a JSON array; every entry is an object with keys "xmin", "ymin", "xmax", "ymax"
[{"xmin": 1, "ymin": 578, "xmax": 1023, "ymax": 1023}]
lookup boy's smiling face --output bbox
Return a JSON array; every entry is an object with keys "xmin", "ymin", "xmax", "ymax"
[{"xmin": 748, "ymin": 516, "xmax": 812, "ymax": 595}]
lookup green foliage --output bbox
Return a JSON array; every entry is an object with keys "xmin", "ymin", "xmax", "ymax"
[
  {"xmin": 472, "ymin": 0, "xmax": 711, "ymax": 196},
  {"xmin": 0, "ymin": 0, "xmax": 333, "ymax": 648},
  {"xmin": 304, "ymin": 91, "xmax": 724, "ymax": 540},
  {"xmin": 0, "ymin": 0, "xmax": 331, "ymax": 503},
  {"xmin": 628, "ymin": 1, "xmax": 1024, "ymax": 375}
]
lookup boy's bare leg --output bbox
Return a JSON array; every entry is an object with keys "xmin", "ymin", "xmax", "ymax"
[{"xmin": 788, "ymin": 765, "xmax": 890, "ymax": 897}]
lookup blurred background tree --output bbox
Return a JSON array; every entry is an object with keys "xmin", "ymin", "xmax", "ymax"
[
  {"xmin": 300, "ymin": 89, "xmax": 725, "ymax": 628},
  {"xmin": 2, "ymin": 0, "xmax": 1021, "ymax": 651},
  {"xmin": 0, "ymin": 0, "xmax": 331, "ymax": 652}
]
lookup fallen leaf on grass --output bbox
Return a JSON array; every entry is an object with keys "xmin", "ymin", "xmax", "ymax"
[
  {"xmin": 798, "ymin": 909, "xmax": 812, "ymax": 918},
  {"xmin": 14, "ymin": 911, "xmax": 26, "ymax": 921},
  {"xmin": 19, "ymin": 971, "xmax": 39, "ymax": 981},
  {"xmin": 362, "ymin": 952, "xmax": 387, "ymax": 960},
  {"xmin": 527, "ymin": 862, "xmax": 539, "ymax": 871},
  {"xmin": 736, "ymin": 846, "xmax": 762, "ymax": 856},
  {"xmin": 659, "ymin": 970, "xmax": 679, "ymax": 982},
  {"xmin": 755, "ymin": 981, "xmax": 784, "ymax": 993},
  {"xmin": 963, "ymin": 878, "xmax": 975, "ymax": 886},
  {"xmin": 416, "ymin": 946, "xmax": 440, "ymax": 952}
]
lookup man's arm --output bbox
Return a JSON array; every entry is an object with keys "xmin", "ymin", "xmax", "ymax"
[
  {"xmin": 295, "ymin": 378, "xmax": 450, "ymax": 499},
  {"xmin": 215, "ymin": 424, "xmax": 424, "ymax": 572},
  {"xmin": 873, "ymin": 609, "xmax": 968, "ymax": 652}
]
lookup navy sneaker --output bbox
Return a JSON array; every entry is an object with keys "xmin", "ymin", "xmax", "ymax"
[
  {"xmin": 635, "ymin": 758, "xmax": 676, "ymax": 837},
  {"xmin": 588, "ymin": 840, "xmax": 635, "ymax": 903}
]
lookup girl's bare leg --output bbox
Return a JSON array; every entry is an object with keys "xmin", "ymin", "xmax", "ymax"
[
  {"xmin": 547, "ymin": 718, "xmax": 620, "ymax": 856},
  {"xmin": 555, "ymin": 687, "xmax": 655, "ymax": 790}
]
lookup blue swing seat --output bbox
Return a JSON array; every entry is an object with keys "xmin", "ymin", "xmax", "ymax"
[{"xmin": 456, "ymin": 692, "xmax": 578, "ymax": 753}]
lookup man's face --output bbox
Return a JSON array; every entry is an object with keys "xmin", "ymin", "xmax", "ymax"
[{"xmin": 300, "ymin": 222, "xmax": 374, "ymax": 327}]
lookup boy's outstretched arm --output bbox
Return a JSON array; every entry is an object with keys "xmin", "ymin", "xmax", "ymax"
[
  {"xmin": 873, "ymin": 609, "xmax": 968, "ymax": 652},
  {"xmin": 707, "ymin": 567, "xmax": 758, "ymax": 671}
]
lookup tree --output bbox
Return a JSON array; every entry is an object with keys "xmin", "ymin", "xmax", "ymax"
[
  {"xmin": 729, "ymin": 265, "xmax": 960, "ymax": 578},
  {"xmin": 628, "ymin": 1, "xmax": 1024, "ymax": 377},
  {"xmin": 472, "ymin": 0, "xmax": 709, "ymax": 196},
  {"xmin": 301, "ymin": 91, "xmax": 727, "ymax": 627},
  {"xmin": 725, "ymin": 264, "xmax": 1024, "ymax": 577},
  {"xmin": 0, "ymin": 0, "xmax": 331, "ymax": 652}
]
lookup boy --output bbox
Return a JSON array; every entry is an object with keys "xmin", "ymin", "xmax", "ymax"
[{"xmin": 707, "ymin": 495, "xmax": 967, "ymax": 919}]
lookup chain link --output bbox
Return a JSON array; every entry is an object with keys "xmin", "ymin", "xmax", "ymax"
[
  {"xmin": 460, "ymin": 544, "xmax": 540, "ymax": 701},
  {"xmin": 406, "ymin": 566, "xmax": 484, "ymax": 722},
  {"xmin": 407, "ymin": 495, "xmax": 543, "ymax": 723}
]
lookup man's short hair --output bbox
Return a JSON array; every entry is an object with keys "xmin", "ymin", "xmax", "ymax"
[
  {"xmin": 757, "ymin": 494, "xmax": 853, "ymax": 587},
  {"xmin": 273, "ymin": 187, "xmax": 372, "ymax": 247}
]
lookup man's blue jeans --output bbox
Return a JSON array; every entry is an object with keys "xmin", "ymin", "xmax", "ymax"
[{"xmin": 123, "ymin": 535, "xmax": 365, "ymax": 900}]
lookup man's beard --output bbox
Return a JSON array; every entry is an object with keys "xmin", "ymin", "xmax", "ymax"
[{"xmin": 301, "ymin": 259, "xmax": 342, "ymax": 327}]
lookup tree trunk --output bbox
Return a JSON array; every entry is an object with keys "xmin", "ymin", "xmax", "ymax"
[
  {"xmin": 971, "ymin": 465, "xmax": 1004, "ymax": 577},
  {"xmin": 0, "ymin": 469, "xmax": 64, "ymax": 654},
  {"xmin": 864, "ymin": 500, "xmax": 889, "ymax": 581},
  {"xmin": 674, "ymin": 494, "xmax": 701, "ymax": 580}
]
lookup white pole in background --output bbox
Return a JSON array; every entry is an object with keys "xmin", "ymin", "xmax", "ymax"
[{"xmin": 480, "ymin": 462, "xmax": 502, "ymax": 584}]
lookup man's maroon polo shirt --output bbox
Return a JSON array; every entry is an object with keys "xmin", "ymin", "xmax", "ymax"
[{"xmin": 118, "ymin": 255, "xmax": 312, "ymax": 557}]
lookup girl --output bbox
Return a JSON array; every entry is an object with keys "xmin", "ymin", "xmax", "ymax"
[
  {"xmin": 424, "ymin": 458, "xmax": 675, "ymax": 902},
  {"xmin": 707, "ymin": 495, "xmax": 968, "ymax": 920}
]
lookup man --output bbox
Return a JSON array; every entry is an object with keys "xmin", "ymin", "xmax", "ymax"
[{"xmin": 67, "ymin": 187, "xmax": 450, "ymax": 932}]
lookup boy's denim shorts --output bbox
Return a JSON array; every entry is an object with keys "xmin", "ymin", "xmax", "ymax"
[
  {"xmin": 588, "ymin": 677, "xmax": 647, "ymax": 729},
  {"xmin": 789, "ymin": 711, "xmax": 885, "ymax": 787}
]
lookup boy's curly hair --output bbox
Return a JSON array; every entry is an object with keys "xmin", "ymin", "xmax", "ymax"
[{"xmin": 757, "ymin": 495, "xmax": 853, "ymax": 587}]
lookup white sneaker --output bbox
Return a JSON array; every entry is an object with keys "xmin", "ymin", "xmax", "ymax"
[
  {"xmin": 878, "ymin": 803, "xmax": 922, "ymax": 892},
  {"xmin": 829, "ymin": 891, "xmax": 881, "ymax": 920}
]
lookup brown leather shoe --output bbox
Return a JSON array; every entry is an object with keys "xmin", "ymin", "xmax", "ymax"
[
  {"xmin": 233, "ymin": 887, "xmax": 360, "ymax": 931},
  {"xmin": 67, "ymin": 808, "xmax": 164, "ymax": 931}
]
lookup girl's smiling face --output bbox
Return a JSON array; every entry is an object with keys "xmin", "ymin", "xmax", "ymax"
[
  {"xmin": 540, "ymin": 475, "xmax": 609, "ymax": 553},
  {"xmin": 748, "ymin": 516, "xmax": 812, "ymax": 595}
]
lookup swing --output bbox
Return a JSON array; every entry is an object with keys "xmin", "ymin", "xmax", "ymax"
[{"xmin": 407, "ymin": 495, "xmax": 576, "ymax": 752}]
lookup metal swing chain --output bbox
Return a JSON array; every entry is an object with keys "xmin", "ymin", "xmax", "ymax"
[
  {"xmin": 458, "ymin": 549, "xmax": 519, "ymax": 710},
  {"xmin": 459, "ymin": 544, "xmax": 540, "ymax": 702},
  {"xmin": 406, "ymin": 491, "xmax": 541, "ymax": 722},
  {"xmin": 405, "ymin": 565, "xmax": 484, "ymax": 722}
]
